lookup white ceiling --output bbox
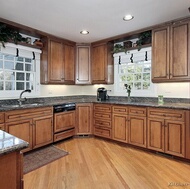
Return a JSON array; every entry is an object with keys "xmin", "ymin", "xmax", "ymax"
[{"xmin": 0, "ymin": 0, "xmax": 190, "ymax": 43}]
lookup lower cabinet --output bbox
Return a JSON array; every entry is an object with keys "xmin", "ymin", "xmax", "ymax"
[
  {"xmin": 147, "ymin": 108, "xmax": 185, "ymax": 157},
  {"xmin": 76, "ymin": 103, "xmax": 93, "ymax": 135},
  {"xmin": 54, "ymin": 110, "xmax": 75, "ymax": 142},
  {"xmin": 93, "ymin": 103, "xmax": 112, "ymax": 138},
  {"xmin": 128, "ymin": 107, "xmax": 147, "ymax": 148},
  {"xmin": 0, "ymin": 151, "xmax": 23, "ymax": 189},
  {"xmin": 5, "ymin": 107, "xmax": 53, "ymax": 152},
  {"xmin": 112, "ymin": 105, "xmax": 128, "ymax": 143}
]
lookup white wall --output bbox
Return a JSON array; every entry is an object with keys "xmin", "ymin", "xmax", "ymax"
[{"xmin": 40, "ymin": 82, "xmax": 190, "ymax": 98}]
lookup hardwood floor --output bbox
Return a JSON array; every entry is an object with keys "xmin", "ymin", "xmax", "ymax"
[{"xmin": 24, "ymin": 137, "xmax": 190, "ymax": 189}]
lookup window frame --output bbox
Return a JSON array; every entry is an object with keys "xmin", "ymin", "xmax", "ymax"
[
  {"xmin": 0, "ymin": 43, "xmax": 41, "ymax": 98},
  {"xmin": 113, "ymin": 47, "xmax": 157, "ymax": 97}
]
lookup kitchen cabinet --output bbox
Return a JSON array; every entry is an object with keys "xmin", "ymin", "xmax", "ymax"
[
  {"xmin": 112, "ymin": 105, "xmax": 128, "ymax": 143},
  {"xmin": 54, "ymin": 111, "xmax": 75, "ymax": 142},
  {"xmin": 147, "ymin": 108, "xmax": 185, "ymax": 157},
  {"xmin": 91, "ymin": 42, "xmax": 114, "ymax": 84},
  {"xmin": 152, "ymin": 20, "xmax": 190, "ymax": 82},
  {"xmin": 75, "ymin": 44, "xmax": 91, "ymax": 84},
  {"xmin": 128, "ymin": 106, "xmax": 147, "ymax": 148},
  {"xmin": 5, "ymin": 107, "xmax": 53, "ymax": 152},
  {"xmin": 0, "ymin": 151, "xmax": 23, "ymax": 189},
  {"xmin": 93, "ymin": 103, "xmax": 112, "ymax": 138},
  {"xmin": 76, "ymin": 103, "xmax": 93, "ymax": 135},
  {"xmin": 41, "ymin": 37, "xmax": 75, "ymax": 84}
]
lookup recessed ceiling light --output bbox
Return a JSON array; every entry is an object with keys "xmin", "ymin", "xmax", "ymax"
[
  {"xmin": 123, "ymin": 14, "xmax": 134, "ymax": 21},
  {"xmin": 80, "ymin": 30, "xmax": 89, "ymax": 35}
]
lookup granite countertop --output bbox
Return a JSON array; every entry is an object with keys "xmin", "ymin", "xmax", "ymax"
[
  {"xmin": 0, "ymin": 130, "xmax": 29, "ymax": 155},
  {"xmin": 0, "ymin": 96, "xmax": 189, "ymax": 111}
]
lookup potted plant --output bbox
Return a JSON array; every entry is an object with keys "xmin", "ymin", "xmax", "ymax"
[
  {"xmin": 136, "ymin": 30, "xmax": 152, "ymax": 51},
  {"xmin": 112, "ymin": 44, "xmax": 126, "ymax": 53},
  {"xmin": 0, "ymin": 23, "xmax": 26, "ymax": 47}
]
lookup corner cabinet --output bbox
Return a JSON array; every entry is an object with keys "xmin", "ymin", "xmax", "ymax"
[
  {"xmin": 75, "ymin": 44, "xmax": 91, "ymax": 84},
  {"xmin": 41, "ymin": 37, "xmax": 76, "ymax": 84},
  {"xmin": 91, "ymin": 42, "xmax": 114, "ymax": 84},
  {"xmin": 152, "ymin": 20, "xmax": 190, "ymax": 82}
]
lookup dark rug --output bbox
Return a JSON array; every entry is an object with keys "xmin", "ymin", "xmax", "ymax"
[{"xmin": 23, "ymin": 145, "xmax": 69, "ymax": 174}]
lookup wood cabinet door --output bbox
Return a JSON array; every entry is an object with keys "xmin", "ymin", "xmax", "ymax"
[
  {"xmin": 76, "ymin": 103, "xmax": 92, "ymax": 134},
  {"xmin": 0, "ymin": 124, "xmax": 4, "ymax": 130},
  {"xmin": 49, "ymin": 40, "xmax": 63, "ymax": 82},
  {"xmin": 32, "ymin": 115, "xmax": 53, "ymax": 149},
  {"xmin": 128, "ymin": 116, "xmax": 147, "ymax": 148},
  {"xmin": 76, "ymin": 45, "xmax": 91, "ymax": 84},
  {"xmin": 91, "ymin": 44, "xmax": 107, "ymax": 84},
  {"xmin": 54, "ymin": 111, "xmax": 76, "ymax": 133},
  {"xmin": 112, "ymin": 114, "xmax": 128, "ymax": 143},
  {"xmin": 63, "ymin": 44, "xmax": 75, "ymax": 84},
  {"xmin": 165, "ymin": 120, "xmax": 185, "ymax": 157},
  {"xmin": 170, "ymin": 21, "xmax": 190, "ymax": 81},
  {"xmin": 147, "ymin": 118, "xmax": 165, "ymax": 152},
  {"xmin": 6, "ymin": 119, "xmax": 33, "ymax": 152},
  {"xmin": 152, "ymin": 26, "xmax": 170, "ymax": 82}
]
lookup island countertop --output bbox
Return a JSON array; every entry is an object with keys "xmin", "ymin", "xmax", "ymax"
[{"xmin": 0, "ymin": 130, "xmax": 28, "ymax": 155}]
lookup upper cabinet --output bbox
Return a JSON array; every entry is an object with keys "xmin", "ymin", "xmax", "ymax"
[
  {"xmin": 91, "ymin": 42, "xmax": 114, "ymax": 84},
  {"xmin": 152, "ymin": 20, "xmax": 190, "ymax": 82},
  {"xmin": 41, "ymin": 37, "xmax": 75, "ymax": 84},
  {"xmin": 75, "ymin": 44, "xmax": 91, "ymax": 84}
]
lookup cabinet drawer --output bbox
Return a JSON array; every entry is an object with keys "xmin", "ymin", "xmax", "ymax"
[
  {"xmin": 148, "ymin": 108, "xmax": 185, "ymax": 121},
  {"xmin": 129, "ymin": 107, "xmax": 147, "ymax": 117},
  {"xmin": 94, "ymin": 119, "xmax": 111, "ymax": 128},
  {"xmin": 94, "ymin": 127, "xmax": 111, "ymax": 138},
  {"xmin": 94, "ymin": 104, "xmax": 111, "ymax": 112},
  {"xmin": 94, "ymin": 112, "xmax": 111, "ymax": 120},
  {"xmin": 0, "ymin": 112, "xmax": 5, "ymax": 124},
  {"xmin": 5, "ymin": 107, "xmax": 53, "ymax": 122},
  {"xmin": 54, "ymin": 129, "xmax": 75, "ymax": 142},
  {"xmin": 112, "ymin": 106, "xmax": 128, "ymax": 114}
]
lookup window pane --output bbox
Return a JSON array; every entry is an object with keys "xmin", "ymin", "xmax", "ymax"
[
  {"xmin": 127, "ymin": 65, "xmax": 135, "ymax": 73},
  {"xmin": 25, "ymin": 58, "xmax": 32, "ymax": 63},
  {"xmin": 0, "ymin": 81, "xmax": 3, "ymax": 90},
  {"xmin": 16, "ymin": 72, "xmax": 24, "ymax": 81},
  {"xmin": 134, "ymin": 82, "xmax": 141, "ymax": 90},
  {"xmin": 16, "ymin": 57, "xmax": 24, "ymax": 62},
  {"xmin": 5, "ymin": 71, "xmax": 15, "ymax": 80},
  {"xmin": 16, "ymin": 82, "xmax": 24, "ymax": 90},
  {"xmin": 4, "ymin": 61, "xmax": 14, "ymax": 70},
  {"xmin": 0, "ymin": 71, "xmax": 4, "ymax": 80},
  {"xmin": 26, "ymin": 73, "xmax": 34, "ymax": 81},
  {"xmin": 143, "ymin": 82, "xmax": 150, "ymax": 90},
  {"xmin": 5, "ymin": 81, "xmax": 15, "ymax": 90},
  {"xmin": 144, "ymin": 64, "xmax": 151, "ymax": 72},
  {"xmin": 15, "ymin": 63, "xmax": 24, "ymax": 71},
  {"xmin": 134, "ymin": 73, "xmax": 141, "ymax": 81},
  {"xmin": 143, "ymin": 73, "xmax": 150, "ymax": 81},
  {"xmin": 120, "ymin": 75, "xmax": 127, "ymax": 82},
  {"xmin": 127, "ymin": 74, "xmax": 133, "ymax": 82},
  {"xmin": 136, "ymin": 65, "xmax": 142, "ymax": 72},
  {"xmin": 25, "ymin": 64, "xmax": 32, "ymax": 71}
]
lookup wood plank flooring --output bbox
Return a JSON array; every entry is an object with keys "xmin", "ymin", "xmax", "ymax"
[{"xmin": 24, "ymin": 137, "xmax": 190, "ymax": 189}]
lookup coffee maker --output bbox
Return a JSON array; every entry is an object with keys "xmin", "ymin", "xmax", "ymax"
[{"xmin": 97, "ymin": 88, "xmax": 108, "ymax": 101}]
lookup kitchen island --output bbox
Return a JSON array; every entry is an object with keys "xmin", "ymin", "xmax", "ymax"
[{"xmin": 0, "ymin": 130, "xmax": 28, "ymax": 189}]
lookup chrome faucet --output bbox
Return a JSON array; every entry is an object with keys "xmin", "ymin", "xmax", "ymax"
[{"xmin": 18, "ymin": 89, "xmax": 31, "ymax": 106}]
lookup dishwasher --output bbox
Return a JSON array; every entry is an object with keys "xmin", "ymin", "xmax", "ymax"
[{"xmin": 53, "ymin": 103, "xmax": 76, "ymax": 142}]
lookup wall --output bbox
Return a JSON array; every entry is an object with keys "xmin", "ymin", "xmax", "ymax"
[{"xmin": 40, "ymin": 82, "xmax": 190, "ymax": 99}]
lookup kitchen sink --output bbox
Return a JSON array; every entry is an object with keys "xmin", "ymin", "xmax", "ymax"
[{"xmin": 1, "ymin": 103, "xmax": 43, "ymax": 108}]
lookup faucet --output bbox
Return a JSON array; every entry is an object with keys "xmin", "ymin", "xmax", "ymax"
[{"xmin": 18, "ymin": 89, "xmax": 31, "ymax": 106}]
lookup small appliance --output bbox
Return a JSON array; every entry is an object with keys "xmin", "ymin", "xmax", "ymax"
[{"xmin": 97, "ymin": 88, "xmax": 108, "ymax": 101}]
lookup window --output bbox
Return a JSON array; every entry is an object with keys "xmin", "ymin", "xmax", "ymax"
[
  {"xmin": 114, "ymin": 47, "xmax": 156, "ymax": 96},
  {"xmin": 0, "ymin": 43, "xmax": 41, "ymax": 98}
]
